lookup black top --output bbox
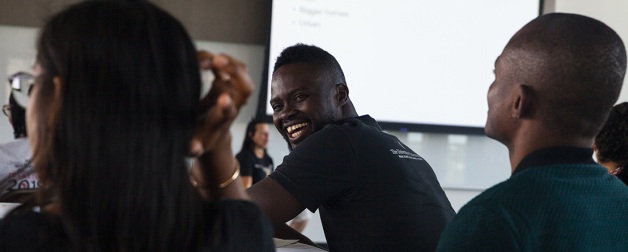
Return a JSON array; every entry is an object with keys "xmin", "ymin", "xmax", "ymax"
[
  {"xmin": 514, "ymin": 146, "xmax": 597, "ymax": 175},
  {"xmin": 0, "ymin": 199, "xmax": 274, "ymax": 251},
  {"xmin": 269, "ymin": 115, "xmax": 455, "ymax": 251},
  {"xmin": 236, "ymin": 149, "xmax": 274, "ymax": 185}
]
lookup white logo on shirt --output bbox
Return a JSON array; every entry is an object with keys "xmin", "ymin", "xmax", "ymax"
[{"xmin": 389, "ymin": 149, "xmax": 423, "ymax": 161}]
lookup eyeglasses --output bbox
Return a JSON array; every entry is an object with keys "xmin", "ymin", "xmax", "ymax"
[
  {"xmin": 7, "ymin": 72, "xmax": 35, "ymax": 108},
  {"xmin": 2, "ymin": 104, "xmax": 10, "ymax": 117}
]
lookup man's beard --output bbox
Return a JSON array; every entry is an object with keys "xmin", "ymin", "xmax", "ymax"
[{"xmin": 281, "ymin": 112, "xmax": 338, "ymax": 153}]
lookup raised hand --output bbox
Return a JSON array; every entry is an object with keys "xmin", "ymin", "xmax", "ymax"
[
  {"xmin": 190, "ymin": 51, "xmax": 252, "ymax": 200},
  {"xmin": 192, "ymin": 51, "xmax": 253, "ymax": 155}
]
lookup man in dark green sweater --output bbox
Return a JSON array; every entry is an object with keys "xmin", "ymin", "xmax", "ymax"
[{"xmin": 438, "ymin": 13, "xmax": 628, "ymax": 251}]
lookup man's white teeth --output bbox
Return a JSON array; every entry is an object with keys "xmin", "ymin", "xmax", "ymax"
[
  {"xmin": 287, "ymin": 123, "xmax": 308, "ymax": 134},
  {"xmin": 290, "ymin": 130, "xmax": 303, "ymax": 138}
]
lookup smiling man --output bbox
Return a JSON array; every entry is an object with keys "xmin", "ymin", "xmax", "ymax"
[{"xmin": 248, "ymin": 44, "xmax": 455, "ymax": 251}]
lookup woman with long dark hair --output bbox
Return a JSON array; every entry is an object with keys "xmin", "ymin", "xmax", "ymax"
[
  {"xmin": 236, "ymin": 118, "xmax": 274, "ymax": 188},
  {"xmin": 0, "ymin": 1, "xmax": 273, "ymax": 251}
]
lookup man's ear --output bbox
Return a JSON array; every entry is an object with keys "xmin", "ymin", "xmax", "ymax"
[
  {"xmin": 511, "ymin": 84, "xmax": 533, "ymax": 118},
  {"xmin": 335, "ymin": 83, "xmax": 349, "ymax": 105}
]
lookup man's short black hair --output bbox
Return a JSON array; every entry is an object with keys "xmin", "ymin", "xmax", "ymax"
[
  {"xmin": 504, "ymin": 13, "xmax": 626, "ymax": 138},
  {"xmin": 273, "ymin": 43, "xmax": 346, "ymax": 83},
  {"xmin": 595, "ymin": 102, "xmax": 628, "ymax": 185}
]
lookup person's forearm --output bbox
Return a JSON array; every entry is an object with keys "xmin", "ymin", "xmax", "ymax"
[
  {"xmin": 192, "ymin": 51, "xmax": 253, "ymax": 201},
  {"xmin": 193, "ymin": 142, "xmax": 248, "ymax": 200}
]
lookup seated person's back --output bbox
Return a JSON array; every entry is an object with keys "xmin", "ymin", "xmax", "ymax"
[{"xmin": 437, "ymin": 13, "xmax": 628, "ymax": 251}]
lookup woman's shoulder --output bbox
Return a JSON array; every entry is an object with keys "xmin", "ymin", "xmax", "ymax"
[
  {"xmin": 207, "ymin": 199, "xmax": 275, "ymax": 251},
  {"xmin": 0, "ymin": 209, "xmax": 68, "ymax": 251},
  {"xmin": 203, "ymin": 200, "xmax": 275, "ymax": 251},
  {"xmin": 209, "ymin": 199, "xmax": 270, "ymax": 221}
]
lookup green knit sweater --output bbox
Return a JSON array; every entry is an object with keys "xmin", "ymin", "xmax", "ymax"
[{"xmin": 438, "ymin": 159, "xmax": 628, "ymax": 251}]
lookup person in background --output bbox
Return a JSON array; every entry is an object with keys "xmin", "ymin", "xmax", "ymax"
[
  {"xmin": 236, "ymin": 118, "xmax": 312, "ymax": 232},
  {"xmin": 437, "ymin": 13, "xmax": 628, "ymax": 251},
  {"xmin": 248, "ymin": 43, "xmax": 455, "ymax": 251},
  {"xmin": 0, "ymin": 1, "xmax": 273, "ymax": 251},
  {"xmin": 0, "ymin": 92, "xmax": 37, "ymax": 198},
  {"xmin": 6, "ymin": 92, "xmax": 27, "ymax": 139},
  {"xmin": 594, "ymin": 102, "xmax": 628, "ymax": 185},
  {"xmin": 236, "ymin": 118, "xmax": 274, "ymax": 188}
]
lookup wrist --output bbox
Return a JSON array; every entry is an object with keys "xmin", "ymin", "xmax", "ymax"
[{"xmin": 192, "ymin": 153, "xmax": 240, "ymax": 190}]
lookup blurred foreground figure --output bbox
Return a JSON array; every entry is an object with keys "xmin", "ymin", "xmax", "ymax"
[{"xmin": 0, "ymin": 1, "xmax": 273, "ymax": 251}]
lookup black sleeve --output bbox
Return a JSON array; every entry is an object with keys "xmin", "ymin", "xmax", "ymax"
[
  {"xmin": 207, "ymin": 199, "xmax": 275, "ymax": 252},
  {"xmin": 269, "ymin": 126, "xmax": 354, "ymax": 212}
]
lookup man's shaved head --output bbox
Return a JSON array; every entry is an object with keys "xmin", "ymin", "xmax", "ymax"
[{"xmin": 501, "ymin": 13, "xmax": 626, "ymax": 138}]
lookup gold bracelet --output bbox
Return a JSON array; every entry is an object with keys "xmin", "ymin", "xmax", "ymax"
[
  {"xmin": 189, "ymin": 160, "xmax": 240, "ymax": 189},
  {"xmin": 217, "ymin": 165, "xmax": 240, "ymax": 189}
]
